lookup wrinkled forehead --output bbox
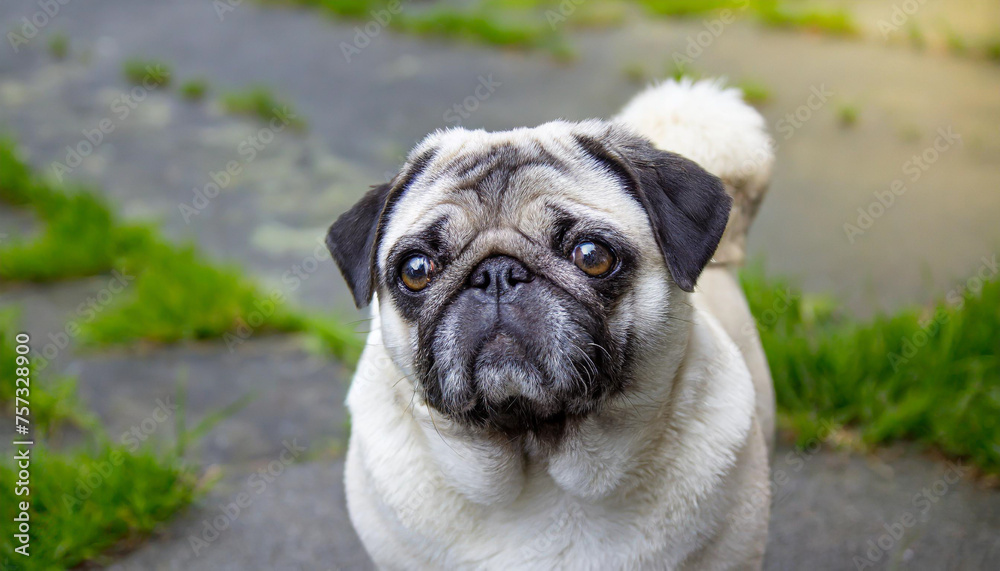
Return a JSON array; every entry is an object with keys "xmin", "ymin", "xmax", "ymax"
[{"xmin": 378, "ymin": 124, "xmax": 650, "ymax": 262}]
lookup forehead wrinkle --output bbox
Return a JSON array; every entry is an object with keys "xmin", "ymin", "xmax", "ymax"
[{"xmin": 382, "ymin": 124, "xmax": 651, "ymax": 264}]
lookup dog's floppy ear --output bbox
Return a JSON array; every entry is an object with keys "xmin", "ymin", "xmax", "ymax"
[
  {"xmin": 326, "ymin": 147, "xmax": 438, "ymax": 307},
  {"xmin": 576, "ymin": 131, "xmax": 732, "ymax": 291},
  {"xmin": 326, "ymin": 182, "xmax": 392, "ymax": 308}
]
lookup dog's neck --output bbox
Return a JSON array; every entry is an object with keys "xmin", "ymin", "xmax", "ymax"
[{"xmin": 358, "ymin": 297, "xmax": 755, "ymax": 507}]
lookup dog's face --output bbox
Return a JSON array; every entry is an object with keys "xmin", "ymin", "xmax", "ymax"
[{"xmin": 328, "ymin": 120, "xmax": 730, "ymax": 437}]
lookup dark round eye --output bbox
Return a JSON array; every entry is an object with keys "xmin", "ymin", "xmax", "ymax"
[
  {"xmin": 400, "ymin": 254, "xmax": 435, "ymax": 291},
  {"xmin": 571, "ymin": 242, "xmax": 615, "ymax": 277}
]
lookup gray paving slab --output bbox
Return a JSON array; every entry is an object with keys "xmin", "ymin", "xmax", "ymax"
[{"xmin": 106, "ymin": 443, "xmax": 1000, "ymax": 570}]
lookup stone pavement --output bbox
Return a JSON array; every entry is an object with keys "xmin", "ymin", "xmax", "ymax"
[{"xmin": 107, "ymin": 440, "xmax": 1000, "ymax": 570}]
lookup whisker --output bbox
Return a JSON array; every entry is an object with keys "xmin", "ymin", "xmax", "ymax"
[{"xmin": 428, "ymin": 409, "xmax": 465, "ymax": 459}]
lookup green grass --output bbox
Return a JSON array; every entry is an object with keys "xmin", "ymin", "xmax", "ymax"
[
  {"xmin": 265, "ymin": 0, "xmax": 859, "ymax": 54},
  {"xmin": 0, "ymin": 312, "xmax": 201, "ymax": 569},
  {"xmin": 81, "ymin": 243, "xmax": 303, "ymax": 345},
  {"xmin": 121, "ymin": 59, "xmax": 172, "ymax": 87},
  {"xmin": 753, "ymin": 1, "xmax": 856, "ymax": 36},
  {"xmin": 47, "ymin": 32, "xmax": 69, "ymax": 60},
  {"xmin": 0, "ymin": 137, "xmax": 37, "ymax": 205},
  {"xmin": 667, "ymin": 60, "xmax": 700, "ymax": 81},
  {"xmin": 179, "ymin": 78, "xmax": 209, "ymax": 101},
  {"xmin": 735, "ymin": 79, "xmax": 771, "ymax": 105},
  {"xmin": 945, "ymin": 30, "xmax": 968, "ymax": 55},
  {"xmin": 836, "ymin": 102, "xmax": 859, "ymax": 127},
  {"xmin": 906, "ymin": 23, "xmax": 926, "ymax": 51},
  {"xmin": 301, "ymin": 315, "xmax": 366, "ymax": 365},
  {"xmin": 271, "ymin": 0, "xmax": 559, "ymax": 50},
  {"xmin": 742, "ymin": 264, "xmax": 1000, "ymax": 474},
  {"xmin": 622, "ymin": 62, "xmax": 648, "ymax": 84},
  {"xmin": 220, "ymin": 86, "xmax": 306, "ymax": 130},
  {"xmin": 0, "ymin": 140, "xmax": 156, "ymax": 282},
  {"xmin": 639, "ymin": 0, "xmax": 745, "ymax": 17},
  {"xmin": 0, "ymin": 190, "xmax": 152, "ymax": 282},
  {"xmin": 0, "ymin": 137, "xmax": 360, "ymax": 357},
  {"xmin": 0, "ymin": 311, "xmax": 92, "ymax": 435},
  {"xmin": 0, "ymin": 443, "xmax": 198, "ymax": 570},
  {"xmin": 984, "ymin": 37, "xmax": 1000, "ymax": 63}
]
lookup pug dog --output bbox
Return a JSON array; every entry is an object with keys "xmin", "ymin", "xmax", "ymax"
[{"xmin": 326, "ymin": 78, "xmax": 775, "ymax": 570}]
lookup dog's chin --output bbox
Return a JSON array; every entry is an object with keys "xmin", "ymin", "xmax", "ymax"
[{"xmin": 432, "ymin": 336, "xmax": 606, "ymax": 439}]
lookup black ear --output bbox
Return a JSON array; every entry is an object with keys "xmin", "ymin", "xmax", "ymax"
[
  {"xmin": 576, "ymin": 133, "xmax": 732, "ymax": 292},
  {"xmin": 326, "ymin": 147, "xmax": 438, "ymax": 308},
  {"xmin": 326, "ymin": 182, "xmax": 392, "ymax": 308}
]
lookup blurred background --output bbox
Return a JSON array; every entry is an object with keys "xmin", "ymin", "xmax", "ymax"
[{"xmin": 0, "ymin": 0, "xmax": 998, "ymax": 569}]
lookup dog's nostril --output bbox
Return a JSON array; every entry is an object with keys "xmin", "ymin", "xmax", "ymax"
[
  {"xmin": 469, "ymin": 268, "xmax": 490, "ymax": 289},
  {"xmin": 467, "ymin": 255, "xmax": 533, "ymax": 295}
]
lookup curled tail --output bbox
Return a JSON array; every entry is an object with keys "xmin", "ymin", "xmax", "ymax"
[{"xmin": 614, "ymin": 78, "xmax": 774, "ymax": 266}]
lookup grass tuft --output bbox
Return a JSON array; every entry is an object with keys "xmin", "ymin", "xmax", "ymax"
[
  {"xmin": 753, "ymin": 0, "xmax": 857, "ymax": 36},
  {"xmin": 622, "ymin": 62, "xmax": 648, "ymax": 84},
  {"xmin": 0, "ymin": 311, "xmax": 93, "ymax": 435},
  {"xmin": 47, "ymin": 32, "xmax": 69, "ymax": 60},
  {"xmin": 945, "ymin": 30, "xmax": 968, "ymax": 55},
  {"xmin": 121, "ymin": 58, "xmax": 172, "ymax": 87},
  {"xmin": 640, "ymin": 0, "xmax": 743, "ymax": 17},
  {"xmin": 906, "ymin": 22, "xmax": 926, "ymax": 51},
  {"xmin": 735, "ymin": 79, "xmax": 771, "ymax": 105},
  {"xmin": 0, "ymin": 138, "xmax": 38, "ymax": 205},
  {"xmin": 667, "ymin": 60, "xmax": 700, "ymax": 81},
  {"xmin": 984, "ymin": 37, "xmax": 1000, "ymax": 63},
  {"xmin": 742, "ymin": 264, "xmax": 1000, "ymax": 474},
  {"xmin": 836, "ymin": 102, "xmax": 859, "ymax": 128},
  {"xmin": 220, "ymin": 86, "xmax": 307, "ymax": 130},
  {"xmin": 0, "ymin": 443, "xmax": 198, "ymax": 569},
  {"xmin": 179, "ymin": 78, "xmax": 209, "ymax": 101},
  {"xmin": 0, "ymin": 190, "xmax": 152, "ymax": 282},
  {"xmin": 82, "ymin": 243, "xmax": 302, "ymax": 345}
]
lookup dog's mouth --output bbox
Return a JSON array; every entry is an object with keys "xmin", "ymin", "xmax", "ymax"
[
  {"xmin": 413, "ymin": 268, "xmax": 627, "ymax": 437},
  {"xmin": 423, "ymin": 326, "xmax": 615, "ymax": 437}
]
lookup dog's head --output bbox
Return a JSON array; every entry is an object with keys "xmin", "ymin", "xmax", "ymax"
[{"xmin": 327, "ymin": 120, "xmax": 730, "ymax": 437}]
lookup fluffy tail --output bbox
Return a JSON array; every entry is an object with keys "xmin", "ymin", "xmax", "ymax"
[{"xmin": 614, "ymin": 78, "xmax": 773, "ymax": 266}]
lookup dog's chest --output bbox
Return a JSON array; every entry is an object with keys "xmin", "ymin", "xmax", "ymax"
[{"xmin": 346, "ymin": 446, "xmax": 716, "ymax": 570}]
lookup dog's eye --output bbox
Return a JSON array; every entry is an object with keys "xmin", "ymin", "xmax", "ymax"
[
  {"xmin": 400, "ymin": 254, "xmax": 435, "ymax": 291},
  {"xmin": 572, "ymin": 242, "xmax": 615, "ymax": 277}
]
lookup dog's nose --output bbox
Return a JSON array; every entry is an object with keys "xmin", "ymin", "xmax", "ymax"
[{"xmin": 467, "ymin": 255, "xmax": 533, "ymax": 297}]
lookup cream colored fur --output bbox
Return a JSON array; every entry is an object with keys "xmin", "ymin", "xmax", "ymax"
[{"xmin": 344, "ymin": 79, "xmax": 775, "ymax": 569}]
